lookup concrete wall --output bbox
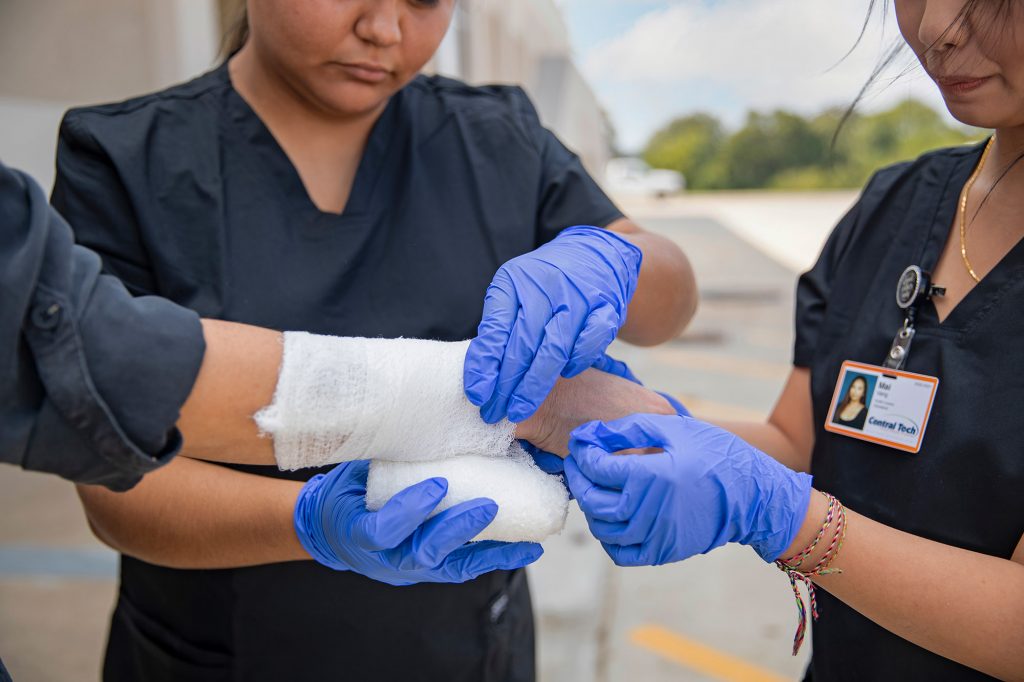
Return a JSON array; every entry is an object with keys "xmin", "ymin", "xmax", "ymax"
[{"xmin": 0, "ymin": 0, "xmax": 220, "ymax": 189}]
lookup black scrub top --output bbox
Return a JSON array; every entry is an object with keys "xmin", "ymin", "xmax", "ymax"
[
  {"xmin": 0, "ymin": 162, "xmax": 202, "ymax": 490},
  {"xmin": 51, "ymin": 64, "xmax": 622, "ymax": 682},
  {"xmin": 795, "ymin": 142, "xmax": 1024, "ymax": 681}
]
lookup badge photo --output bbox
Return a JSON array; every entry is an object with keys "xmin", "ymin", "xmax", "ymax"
[{"xmin": 824, "ymin": 360, "xmax": 939, "ymax": 453}]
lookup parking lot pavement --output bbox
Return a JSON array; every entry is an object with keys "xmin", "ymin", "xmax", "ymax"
[{"xmin": 0, "ymin": 196, "xmax": 853, "ymax": 681}]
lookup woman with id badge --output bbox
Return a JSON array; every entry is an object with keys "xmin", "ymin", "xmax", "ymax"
[{"xmin": 562, "ymin": 2, "xmax": 1024, "ymax": 679}]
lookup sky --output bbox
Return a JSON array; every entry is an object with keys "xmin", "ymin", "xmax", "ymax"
[{"xmin": 556, "ymin": 0, "xmax": 956, "ymax": 152}]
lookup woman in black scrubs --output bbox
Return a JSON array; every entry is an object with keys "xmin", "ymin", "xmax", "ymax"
[
  {"xmin": 565, "ymin": 1, "xmax": 1024, "ymax": 680},
  {"xmin": 50, "ymin": 2, "xmax": 695, "ymax": 680}
]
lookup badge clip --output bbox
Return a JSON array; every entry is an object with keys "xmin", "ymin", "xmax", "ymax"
[
  {"xmin": 883, "ymin": 318, "xmax": 915, "ymax": 370},
  {"xmin": 884, "ymin": 266, "xmax": 943, "ymax": 370}
]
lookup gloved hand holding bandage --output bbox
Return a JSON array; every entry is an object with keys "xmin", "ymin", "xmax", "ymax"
[{"xmin": 255, "ymin": 333, "xmax": 570, "ymax": 543}]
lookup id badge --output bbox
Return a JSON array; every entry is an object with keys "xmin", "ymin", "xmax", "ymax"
[{"xmin": 824, "ymin": 360, "xmax": 939, "ymax": 453}]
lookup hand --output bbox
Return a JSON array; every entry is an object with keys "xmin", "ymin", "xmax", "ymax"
[
  {"xmin": 464, "ymin": 226, "xmax": 642, "ymax": 424},
  {"xmin": 515, "ymin": 367, "xmax": 675, "ymax": 458},
  {"xmin": 565, "ymin": 414, "xmax": 812, "ymax": 566},
  {"xmin": 517, "ymin": 354, "xmax": 652, "ymax": 475},
  {"xmin": 591, "ymin": 353, "xmax": 691, "ymax": 417},
  {"xmin": 293, "ymin": 461, "xmax": 543, "ymax": 586}
]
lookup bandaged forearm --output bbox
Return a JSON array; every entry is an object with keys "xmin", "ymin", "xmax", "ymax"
[
  {"xmin": 255, "ymin": 332, "xmax": 568, "ymax": 542},
  {"xmin": 254, "ymin": 334, "xmax": 516, "ymax": 470}
]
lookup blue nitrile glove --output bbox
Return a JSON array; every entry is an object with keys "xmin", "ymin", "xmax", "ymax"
[
  {"xmin": 465, "ymin": 226, "xmax": 642, "ymax": 424},
  {"xmin": 565, "ymin": 414, "xmax": 812, "ymax": 566},
  {"xmin": 590, "ymin": 353, "xmax": 642, "ymax": 385},
  {"xmin": 294, "ymin": 461, "xmax": 543, "ymax": 586},
  {"xmin": 657, "ymin": 391, "xmax": 691, "ymax": 418}
]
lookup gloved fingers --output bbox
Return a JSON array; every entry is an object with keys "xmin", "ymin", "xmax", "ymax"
[
  {"xmin": 507, "ymin": 310, "xmax": 575, "ymax": 422},
  {"xmin": 588, "ymin": 518, "xmax": 639, "ymax": 546},
  {"xmin": 349, "ymin": 477, "xmax": 449, "ymax": 552},
  {"xmin": 600, "ymin": 541, "xmax": 650, "ymax": 568},
  {"xmin": 407, "ymin": 498, "xmax": 499, "ymax": 567},
  {"xmin": 587, "ymin": 511, "xmax": 654, "ymax": 546},
  {"xmin": 464, "ymin": 276, "xmax": 520, "ymax": 408},
  {"xmin": 570, "ymin": 414, "xmax": 678, "ymax": 453},
  {"xmin": 568, "ymin": 468, "xmax": 637, "ymax": 522},
  {"xmin": 657, "ymin": 391, "xmax": 692, "ymax": 418},
  {"xmin": 480, "ymin": 303, "xmax": 548, "ymax": 424},
  {"xmin": 329, "ymin": 459, "xmax": 370, "ymax": 487},
  {"xmin": 564, "ymin": 305, "xmax": 619, "ymax": 377},
  {"xmin": 566, "ymin": 437, "xmax": 635, "ymax": 488},
  {"xmin": 520, "ymin": 441, "xmax": 566, "ymax": 475},
  {"xmin": 440, "ymin": 541, "xmax": 544, "ymax": 582},
  {"xmin": 590, "ymin": 354, "xmax": 642, "ymax": 385}
]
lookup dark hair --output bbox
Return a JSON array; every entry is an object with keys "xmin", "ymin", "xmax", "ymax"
[
  {"xmin": 837, "ymin": 1, "xmax": 1018, "ymax": 140},
  {"xmin": 838, "ymin": 375, "xmax": 868, "ymax": 415},
  {"xmin": 220, "ymin": 0, "xmax": 249, "ymax": 60}
]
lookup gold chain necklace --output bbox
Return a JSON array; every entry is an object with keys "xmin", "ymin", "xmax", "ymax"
[{"xmin": 959, "ymin": 136, "xmax": 995, "ymax": 283}]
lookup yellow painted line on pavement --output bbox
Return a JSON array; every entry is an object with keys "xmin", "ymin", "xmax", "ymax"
[{"xmin": 630, "ymin": 625, "xmax": 789, "ymax": 682}]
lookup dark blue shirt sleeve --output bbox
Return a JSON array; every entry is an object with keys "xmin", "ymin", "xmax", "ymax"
[
  {"xmin": 509, "ymin": 88, "xmax": 624, "ymax": 245},
  {"xmin": 0, "ymin": 162, "xmax": 204, "ymax": 490}
]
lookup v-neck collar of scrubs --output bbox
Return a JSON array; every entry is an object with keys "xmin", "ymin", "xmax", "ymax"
[
  {"xmin": 216, "ymin": 63, "xmax": 401, "ymax": 224},
  {"xmin": 910, "ymin": 141, "xmax": 1024, "ymax": 335}
]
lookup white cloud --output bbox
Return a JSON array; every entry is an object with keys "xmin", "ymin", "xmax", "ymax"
[{"xmin": 579, "ymin": 0, "xmax": 953, "ymax": 150}]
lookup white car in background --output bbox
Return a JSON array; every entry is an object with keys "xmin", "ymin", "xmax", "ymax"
[{"xmin": 604, "ymin": 157, "xmax": 685, "ymax": 198}]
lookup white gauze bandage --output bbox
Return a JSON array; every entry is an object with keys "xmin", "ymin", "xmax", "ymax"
[
  {"xmin": 254, "ymin": 334, "xmax": 516, "ymax": 470},
  {"xmin": 366, "ymin": 446, "xmax": 569, "ymax": 543},
  {"xmin": 255, "ymin": 332, "xmax": 569, "ymax": 543}
]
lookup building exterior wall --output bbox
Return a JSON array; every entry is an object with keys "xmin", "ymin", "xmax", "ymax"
[
  {"xmin": 427, "ymin": 0, "xmax": 613, "ymax": 177},
  {"xmin": 0, "ymin": 0, "xmax": 609, "ymax": 189},
  {"xmin": 0, "ymin": 0, "xmax": 219, "ymax": 189}
]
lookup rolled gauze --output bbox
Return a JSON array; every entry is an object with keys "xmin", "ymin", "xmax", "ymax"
[
  {"xmin": 366, "ymin": 447, "xmax": 570, "ymax": 543},
  {"xmin": 255, "ymin": 334, "xmax": 516, "ymax": 471}
]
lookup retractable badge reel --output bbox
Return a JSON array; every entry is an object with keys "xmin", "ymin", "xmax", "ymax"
[{"xmin": 884, "ymin": 266, "xmax": 945, "ymax": 370}]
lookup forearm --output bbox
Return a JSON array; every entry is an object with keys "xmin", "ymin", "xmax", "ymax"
[
  {"xmin": 78, "ymin": 456, "xmax": 308, "ymax": 569},
  {"xmin": 516, "ymin": 369, "xmax": 676, "ymax": 456},
  {"xmin": 784, "ymin": 492, "xmax": 1024, "ymax": 680},
  {"xmin": 715, "ymin": 420, "xmax": 811, "ymax": 473},
  {"xmin": 177, "ymin": 319, "xmax": 281, "ymax": 465},
  {"xmin": 715, "ymin": 367, "xmax": 815, "ymax": 473},
  {"xmin": 607, "ymin": 218, "xmax": 697, "ymax": 345}
]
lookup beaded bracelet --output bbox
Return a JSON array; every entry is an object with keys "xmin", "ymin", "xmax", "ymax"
[{"xmin": 775, "ymin": 492, "xmax": 847, "ymax": 655}]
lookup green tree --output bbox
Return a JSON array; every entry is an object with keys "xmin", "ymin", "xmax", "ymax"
[
  {"xmin": 641, "ymin": 99, "xmax": 980, "ymax": 191},
  {"xmin": 642, "ymin": 113, "xmax": 724, "ymax": 189},
  {"xmin": 715, "ymin": 111, "xmax": 826, "ymax": 189}
]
